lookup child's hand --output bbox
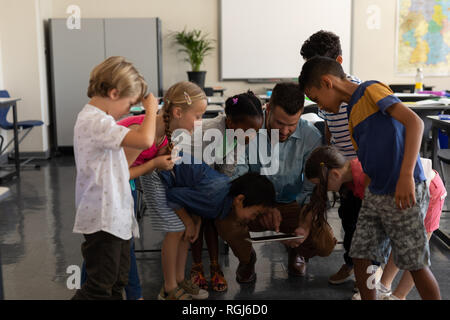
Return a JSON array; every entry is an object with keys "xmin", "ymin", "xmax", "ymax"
[
  {"xmin": 183, "ymin": 217, "xmax": 200, "ymax": 243},
  {"xmin": 153, "ymin": 155, "xmax": 176, "ymax": 171},
  {"xmin": 257, "ymin": 207, "xmax": 281, "ymax": 233},
  {"xmin": 282, "ymin": 225, "xmax": 309, "ymax": 248},
  {"xmin": 142, "ymin": 93, "xmax": 158, "ymax": 115},
  {"xmin": 183, "ymin": 219, "xmax": 195, "ymax": 243},
  {"xmin": 395, "ymin": 174, "xmax": 416, "ymax": 210}
]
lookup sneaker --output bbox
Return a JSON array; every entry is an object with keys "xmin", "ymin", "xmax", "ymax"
[
  {"xmin": 351, "ymin": 283, "xmax": 392, "ymax": 300},
  {"xmin": 157, "ymin": 286, "xmax": 192, "ymax": 300},
  {"xmin": 376, "ymin": 282, "xmax": 392, "ymax": 300},
  {"xmin": 351, "ymin": 291, "xmax": 361, "ymax": 300},
  {"xmin": 383, "ymin": 294, "xmax": 402, "ymax": 300},
  {"xmin": 329, "ymin": 264, "xmax": 354, "ymax": 285},
  {"xmin": 179, "ymin": 279, "xmax": 209, "ymax": 300}
]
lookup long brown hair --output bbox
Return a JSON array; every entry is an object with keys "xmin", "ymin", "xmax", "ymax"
[
  {"xmin": 302, "ymin": 146, "xmax": 346, "ymax": 228},
  {"xmin": 161, "ymin": 81, "xmax": 206, "ymax": 152}
]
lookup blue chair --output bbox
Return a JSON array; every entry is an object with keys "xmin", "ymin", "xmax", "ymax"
[{"xmin": 0, "ymin": 90, "xmax": 44, "ymax": 169}]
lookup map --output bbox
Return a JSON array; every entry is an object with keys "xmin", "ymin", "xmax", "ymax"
[{"xmin": 397, "ymin": 0, "xmax": 450, "ymax": 75}]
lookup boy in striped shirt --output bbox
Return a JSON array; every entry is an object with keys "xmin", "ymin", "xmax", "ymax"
[
  {"xmin": 301, "ymin": 31, "xmax": 373, "ymax": 285},
  {"xmin": 298, "ymin": 56, "xmax": 440, "ymax": 300}
]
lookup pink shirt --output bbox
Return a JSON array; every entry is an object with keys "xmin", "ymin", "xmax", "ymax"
[
  {"xmin": 346, "ymin": 159, "xmax": 366, "ymax": 200},
  {"xmin": 117, "ymin": 115, "xmax": 168, "ymax": 167}
]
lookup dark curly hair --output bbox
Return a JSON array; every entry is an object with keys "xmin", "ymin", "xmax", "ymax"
[
  {"xmin": 229, "ymin": 172, "xmax": 276, "ymax": 208},
  {"xmin": 225, "ymin": 90, "xmax": 263, "ymax": 123},
  {"xmin": 269, "ymin": 82, "xmax": 304, "ymax": 115},
  {"xmin": 298, "ymin": 56, "xmax": 346, "ymax": 92},
  {"xmin": 300, "ymin": 30, "xmax": 342, "ymax": 60}
]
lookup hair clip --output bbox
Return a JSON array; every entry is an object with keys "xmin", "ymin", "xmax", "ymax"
[
  {"xmin": 232, "ymin": 97, "xmax": 239, "ymax": 105},
  {"xmin": 184, "ymin": 91, "xmax": 192, "ymax": 105},
  {"xmin": 320, "ymin": 162, "xmax": 325, "ymax": 167}
]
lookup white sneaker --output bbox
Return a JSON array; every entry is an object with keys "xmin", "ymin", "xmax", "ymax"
[
  {"xmin": 351, "ymin": 283, "xmax": 391, "ymax": 300},
  {"xmin": 351, "ymin": 291, "xmax": 361, "ymax": 300},
  {"xmin": 376, "ymin": 282, "xmax": 392, "ymax": 299}
]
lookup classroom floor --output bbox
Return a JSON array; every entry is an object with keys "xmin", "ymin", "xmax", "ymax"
[{"xmin": 0, "ymin": 155, "xmax": 449, "ymax": 300}]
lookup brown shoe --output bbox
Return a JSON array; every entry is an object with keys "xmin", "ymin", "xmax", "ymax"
[
  {"xmin": 236, "ymin": 249, "xmax": 257, "ymax": 283},
  {"xmin": 288, "ymin": 249, "xmax": 306, "ymax": 276},
  {"xmin": 328, "ymin": 264, "xmax": 354, "ymax": 285}
]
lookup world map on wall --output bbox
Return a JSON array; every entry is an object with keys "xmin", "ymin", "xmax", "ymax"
[{"xmin": 397, "ymin": 0, "xmax": 450, "ymax": 75}]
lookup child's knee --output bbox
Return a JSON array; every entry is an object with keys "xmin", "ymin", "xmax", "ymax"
[{"xmin": 166, "ymin": 230, "xmax": 184, "ymax": 240}]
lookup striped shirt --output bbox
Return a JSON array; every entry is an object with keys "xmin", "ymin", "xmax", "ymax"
[
  {"xmin": 140, "ymin": 171, "xmax": 185, "ymax": 232},
  {"xmin": 318, "ymin": 74, "xmax": 361, "ymax": 159}
]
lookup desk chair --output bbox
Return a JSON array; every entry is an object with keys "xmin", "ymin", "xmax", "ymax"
[{"xmin": 0, "ymin": 90, "xmax": 43, "ymax": 169}]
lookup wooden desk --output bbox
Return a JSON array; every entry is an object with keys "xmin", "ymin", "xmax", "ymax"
[{"xmin": 0, "ymin": 98, "xmax": 21, "ymax": 182}]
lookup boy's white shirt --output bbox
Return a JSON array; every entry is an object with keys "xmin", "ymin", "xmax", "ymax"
[{"xmin": 73, "ymin": 104, "xmax": 139, "ymax": 240}]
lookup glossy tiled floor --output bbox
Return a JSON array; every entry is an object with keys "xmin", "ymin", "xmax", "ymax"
[{"xmin": 0, "ymin": 155, "xmax": 449, "ymax": 300}]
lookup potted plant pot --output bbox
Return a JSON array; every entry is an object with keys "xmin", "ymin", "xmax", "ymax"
[
  {"xmin": 187, "ymin": 71, "xmax": 206, "ymax": 88},
  {"xmin": 172, "ymin": 29, "xmax": 214, "ymax": 89}
]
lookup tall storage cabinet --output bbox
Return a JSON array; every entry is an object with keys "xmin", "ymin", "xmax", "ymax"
[{"xmin": 48, "ymin": 18, "xmax": 162, "ymax": 149}]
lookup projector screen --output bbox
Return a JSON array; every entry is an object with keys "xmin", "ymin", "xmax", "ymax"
[{"xmin": 220, "ymin": 0, "xmax": 353, "ymax": 80}]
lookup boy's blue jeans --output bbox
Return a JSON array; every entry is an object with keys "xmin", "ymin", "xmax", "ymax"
[{"xmin": 80, "ymin": 180, "xmax": 143, "ymax": 300}]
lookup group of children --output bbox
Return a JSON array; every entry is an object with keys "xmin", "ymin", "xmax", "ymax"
[{"xmin": 71, "ymin": 29, "xmax": 444, "ymax": 300}]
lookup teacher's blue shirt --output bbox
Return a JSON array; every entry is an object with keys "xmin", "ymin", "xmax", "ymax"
[{"xmin": 233, "ymin": 111, "xmax": 322, "ymax": 205}]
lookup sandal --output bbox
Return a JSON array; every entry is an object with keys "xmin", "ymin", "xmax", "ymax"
[
  {"xmin": 210, "ymin": 262, "xmax": 228, "ymax": 292},
  {"xmin": 190, "ymin": 263, "xmax": 209, "ymax": 291},
  {"xmin": 179, "ymin": 279, "xmax": 209, "ymax": 300},
  {"xmin": 157, "ymin": 286, "xmax": 192, "ymax": 300}
]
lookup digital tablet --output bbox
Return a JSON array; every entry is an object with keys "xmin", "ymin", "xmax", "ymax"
[{"xmin": 245, "ymin": 234, "xmax": 305, "ymax": 243}]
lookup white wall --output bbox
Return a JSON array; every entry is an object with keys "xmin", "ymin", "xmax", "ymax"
[
  {"xmin": 0, "ymin": 0, "xmax": 52, "ymax": 154},
  {"xmin": 50, "ymin": 0, "xmax": 267, "ymax": 97},
  {"xmin": 50, "ymin": 0, "xmax": 449, "ymax": 94},
  {"xmin": 1, "ymin": 0, "xmax": 449, "ymax": 156}
]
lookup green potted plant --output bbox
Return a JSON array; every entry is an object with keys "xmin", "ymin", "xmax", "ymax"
[{"xmin": 172, "ymin": 28, "xmax": 215, "ymax": 88}]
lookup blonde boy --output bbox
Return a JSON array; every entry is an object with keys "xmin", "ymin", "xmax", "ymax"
[{"xmin": 72, "ymin": 56, "xmax": 158, "ymax": 300}]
